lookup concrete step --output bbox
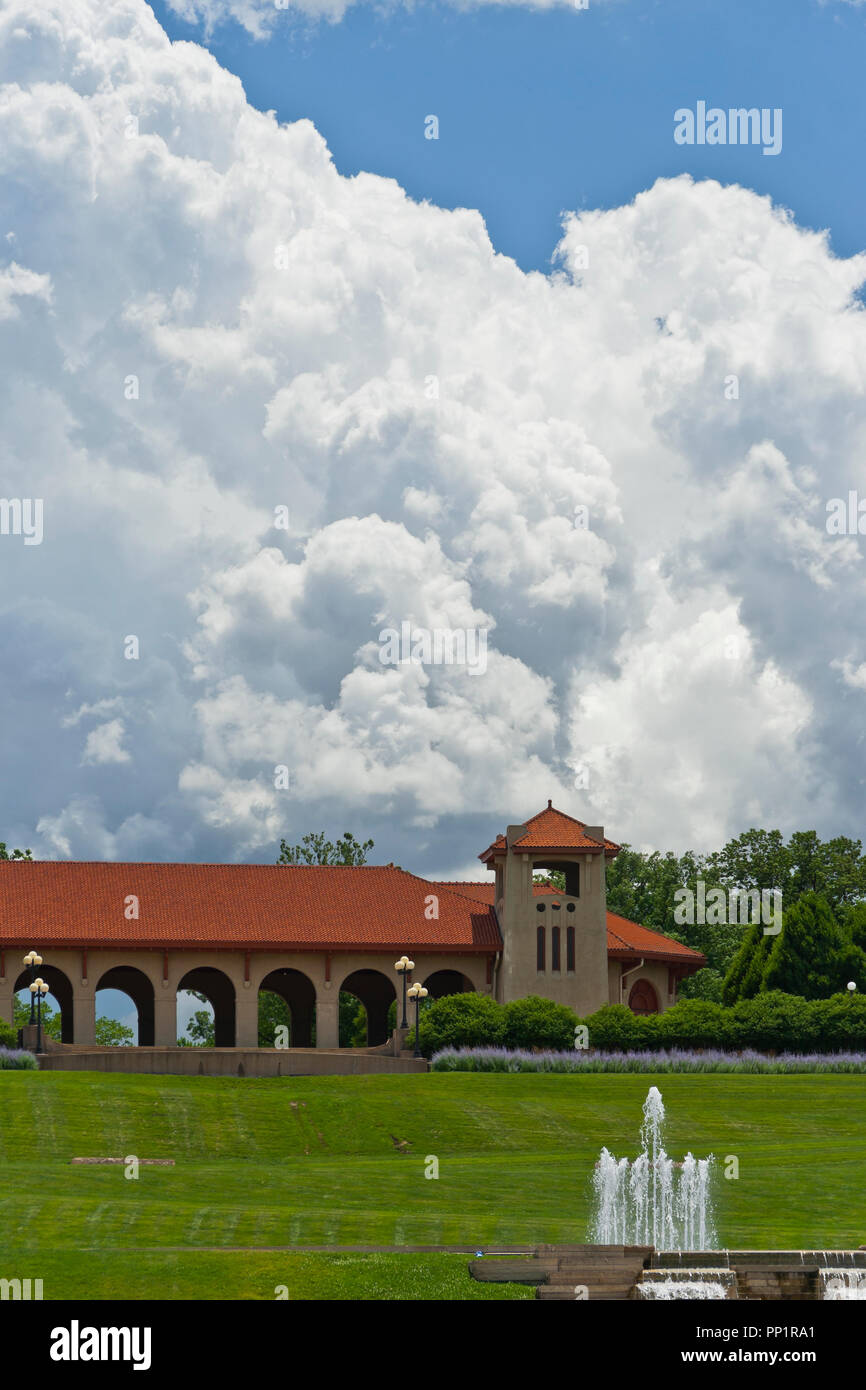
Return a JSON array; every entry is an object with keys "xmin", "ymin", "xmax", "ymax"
[
  {"xmin": 469, "ymin": 1259, "xmax": 553, "ymax": 1284},
  {"xmin": 538, "ymin": 1283, "xmax": 637, "ymax": 1301}
]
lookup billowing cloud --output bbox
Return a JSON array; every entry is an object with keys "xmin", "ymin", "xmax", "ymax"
[{"xmin": 1, "ymin": 0, "xmax": 865, "ymax": 871}]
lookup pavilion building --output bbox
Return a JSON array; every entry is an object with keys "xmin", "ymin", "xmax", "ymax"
[{"xmin": 0, "ymin": 803, "xmax": 704, "ymax": 1047}]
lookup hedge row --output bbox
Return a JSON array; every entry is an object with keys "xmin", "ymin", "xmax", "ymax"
[{"xmin": 410, "ymin": 991, "xmax": 866, "ymax": 1058}]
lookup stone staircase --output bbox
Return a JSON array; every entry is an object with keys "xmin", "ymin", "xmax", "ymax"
[
  {"xmin": 469, "ymin": 1245, "xmax": 866, "ymax": 1300},
  {"xmin": 535, "ymin": 1244, "xmax": 654, "ymax": 1300},
  {"xmin": 468, "ymin": 1244, "xmax": 653, "ymax": 1300}
]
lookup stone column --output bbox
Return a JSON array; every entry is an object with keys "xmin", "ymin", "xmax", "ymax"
[
  {"xmin": 316, "ymin": 984, "xmax": 339, "ymax": 1049},
  {"xmin": 73, "ymin": 992, "xmax": 95, "ymax": 1045},
  {"xmin": 154, "ymin": 988, "xmax": 177, "ymax": 1046},
  {"xmin": 235, "ymin": 985, "xmax": 259, "ymax": 1047},
  {"xmin": 0, "ymin": 979, "xmax": 14, "ymax": 1029}
]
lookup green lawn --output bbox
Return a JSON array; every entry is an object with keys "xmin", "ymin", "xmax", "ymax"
[
  {"xmin": 6, "ymin": 1249, "xmax": 529, "ymax": 1301},
  {"xmin": 1, "ymin": 1071, "xmax": 863, "ymax": 1298}
]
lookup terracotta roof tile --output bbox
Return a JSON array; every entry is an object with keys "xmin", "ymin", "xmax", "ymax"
[
  {"xmin": 479, "ymin": 804, "xmax": 621, "ymax": 858},
  {"xmin": 0, "ymin": 862, "xmax": 501, "ymax": 953},
  {"xmin": 605, "ymin": 911, "xmax": 706, "ymax": 965}
]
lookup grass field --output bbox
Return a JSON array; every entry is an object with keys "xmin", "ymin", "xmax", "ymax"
[{"xmin": 1, "ymin": 1070, "xmax": 864, "ymax": 1299}]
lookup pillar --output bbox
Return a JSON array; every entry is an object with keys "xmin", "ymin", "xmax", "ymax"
[
  {"xmin": 154, "ymin": 991, "xmax": 177, "ymax": 1047},
  {"xmin": 73, "ymin": 992, "xmax": 95, "ymax": 1045},
  {"xmin": 235, "ymin": 988, "xmax": 259, "ymax": 1048},
  {"xmin": 0, "ymin": 977, "xmax": 13, "ymax": 1028},
  {"xmin": 316, "ymin": 987, "xmax": 339, "ymax": 1049}
]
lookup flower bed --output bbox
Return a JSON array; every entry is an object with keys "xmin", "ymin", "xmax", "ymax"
[
  {"xmin": 430, "ymin": 1046, "xmax": 866, "ymax": 1073},
  {"xmin": 0, "ymin": 1047, "xmax": 38, "ymax": 1071}
]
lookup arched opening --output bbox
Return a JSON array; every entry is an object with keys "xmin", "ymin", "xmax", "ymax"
[
  {"xmin": 95, "ymin": 966, "xmax": 155, "ymax": 1046},
  {"xmin": 423, "ymin": 970, "xmax": 476, "ymax": 1000},
  {"xmin": 533, "ymin": 858, "xmax": 580, "ymax": 897},
  {"xmin": 177, "ymin": 967, "xmax": 236, "ymax": 1047},
  {"xmin": 258, "ymin": 968, "xmax": 316, "ymax": 1048},
  {"xmin": 628, "ymin": 978, "xmax": 659, "ymax": 1016},
  {"xmin": 14, "ymin": 965, "xmax": 74, "ymax": 1043},
  {"xmin": 339, "ymin": 969, "xmax": 396, "ymax": 1047}
]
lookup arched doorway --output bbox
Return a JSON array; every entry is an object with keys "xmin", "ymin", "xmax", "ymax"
[
  {"xmin": 339, "ymin": 969, "xmax": 396, "ymax": 1046},
  {"xmin": 628, "ymin": 978, "xmax": 659, "ymax": 1015},
  {"xmin": 14, "ymin": 964, "xmax": 74, "ymax": 1043},
  {"xmin": 177, "ymin": 967, "xmax": 236, "ymax": 1047},
  {"xmin": 258, "ymin": 968, "xmax": 316, "ymax": 1048},
  {"xmin": 423, "ymin": 970, "xmax": 476, "ymax": 1000},
  {"xmin": 95, "ymin": 966, "xmax": 155, "ymax": 1046}
]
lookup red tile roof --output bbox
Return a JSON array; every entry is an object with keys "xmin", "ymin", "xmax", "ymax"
[
  {"xmin": 0, "ymin": 862, "xmax": 501, "ymax": 953},
  {"xmin": 0, "ymin": 838, "xmax": 703, "ymax": 967},
  {"xmin": 479, "ymin": 803, "xmax": 620, "ymax": 859},
  {"xmin": 605, "ymin": 911, "xmax": 706, "ymax": 965},
  {"xmin": 433, "ymin": 883, "xmax": 705, "ymax": 967}
]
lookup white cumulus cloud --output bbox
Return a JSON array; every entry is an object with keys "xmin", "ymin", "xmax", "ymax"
[{"xmin": 1, "ymin": 0, "xmax": 865, "ymax": 867}]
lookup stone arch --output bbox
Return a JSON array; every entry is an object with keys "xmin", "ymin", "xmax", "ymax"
[
  {"xmin": 423, "ymin": 969, "xmax": 476, "ymax": 1000},
  {"xmin": 14, "ymin": 964, "xmax": 74, "ymax": 1043},
  {"xmin": 339, "ymin": 968, "xmax": 396, "ymax": 1046},
  {"xmin": 95, "ymin": 965, "xmax": 156, "ymax": 1046},
  {"xmin": 258, "ymin": 968, "xmax": 316, "ymax": 1048},
  {"xmin": 628, "ymin": 978, "xmax": 659, "ymax": 1016},
  {"xmin": 177, "ymin": 966, "xmax": 236, "ymax": 1047}
]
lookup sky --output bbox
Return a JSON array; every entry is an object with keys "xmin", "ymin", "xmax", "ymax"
[
  {"xmin": 2, "ymin": 0, "xmax": 866, "ymax": 1030},
  {"xmin": 151, "ymin": 0, "xmax": 866, "ymax": 276}
]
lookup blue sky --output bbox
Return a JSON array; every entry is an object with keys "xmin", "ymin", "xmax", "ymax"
[{"xmin": 152, "ymin": 0, "xmax": 866, "ymax": 272}]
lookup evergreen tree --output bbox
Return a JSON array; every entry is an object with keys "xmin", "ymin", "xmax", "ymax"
[
  {"xmin": 722, "ymin": 923, "xmax": 761, "ymax": 1005},
  {"xmin": 762, "ymin": 892, "xmax": 866, "ymax": 999}
]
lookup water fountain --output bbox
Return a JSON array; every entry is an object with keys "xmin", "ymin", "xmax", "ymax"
[
  {"xmin": 820, "ymin": 1270, "xmax": 866, "ymax": 1300},
  {"xmin": 470, "ymin": 1086, "xmax": 866, "ymax": 1299},
  {"xmin": 637, "ymin": 1270, "xmax": 735, "ymax": 1300},
  {"xmin": 591, "ymin": 1086, "xmax": 716, "ymax": 1252}
]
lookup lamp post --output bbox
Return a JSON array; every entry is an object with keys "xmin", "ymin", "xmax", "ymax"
[
  {"xmin": 407, "ymin": 982, "xmax": 428, "ymax": 1059},
  {"xmin": 394, "ymin": 955, "xmax": 415, "ymax": 1029},
  {"xmin": 31, "ymin": 978, "xmax": 49, "ymax": 1054},
  {"xmin": 23, "ymin": 951, "xmax": 42, "ymax": 1023},
  {"xmin": 848, "ymin": 981, "xmax": 857, "ymax": 999}
]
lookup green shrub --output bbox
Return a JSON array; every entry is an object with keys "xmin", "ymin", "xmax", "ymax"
[
  {"xmin": 410, "ymin": 986, "xmax": 866, "ymax": 1059},
  {"xmin": 410, "ymin": 993, "xmax": 506, "ymax": 1058},
  {"xmin": 502, "ymin": 995, "xmax": 579, "ymax": 1051},
  {"xmin": 582, "ymin": 1003, "xmax": 653, "ymax": 1051},
  {"xmin": 0, "ymin": 1016, "xmax": 17, "ymax": 1049},
  {"xmin": 806, "ymin": 993, "xmax": 866, "ymax": 1050},
  {"xmin": 728, "ymin": 991, "xmax": 816, "ymax": 1051},
  {"xmin": 654, "ymin": 999, "xmax": 735, "ymax": 1049}
]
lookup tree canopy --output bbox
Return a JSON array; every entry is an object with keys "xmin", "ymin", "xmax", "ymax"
[
  {"xmin": 539, "ymin": 825, "xmax": 866, "ymax": 1003},
  {"xmin": 277, "ymin": 831, "xmax": 374, "ymax": 867}
]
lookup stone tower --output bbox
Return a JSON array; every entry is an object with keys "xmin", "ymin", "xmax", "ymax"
[{"xmin": 479, "ymin": 801, "xmax": 617, "ymax": 1016}]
